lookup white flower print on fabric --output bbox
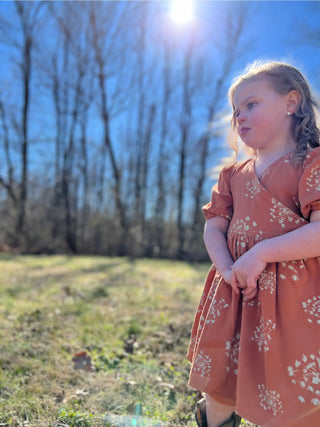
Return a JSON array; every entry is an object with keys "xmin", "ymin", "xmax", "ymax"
[
  {"xmin": 305, "ymin": 165, "xmax": 320, "ymax": 192},
  {"xmin": 230, "ymin": 217, "xmax": 263, "ymax": 256},
  {"xmin": 230, "ymin": 216, "xmax": 262, "ymax": 237},
  {"xmin": 230, "ymin": 216, "xmax": 264, "ymax": 257},
  {"xmin": 243, "ymin": 296, "xmax": 261, "ymax": 308},
  {"xmin": 208, "ymin": 275, "xmax": 221, "ymax": 300},
  {"xmin": 260, "ymin": 167, "xmax": 271, "ymax": 181},
  {"xmin": 193, "ymin": 350, "xmax": 213, "ymax": 378},
  {"xmin": 302, "ymin": 296, "xmax": 320, "ymax": 324},
  {"xmin": 235, "ymin": 238, "xmax": 248, "ymax": 257},
  {"xmin": 206, "ymin": 297, "xmax": 229, "ymax": 325},
  {"xmin": 197, "ymin": 275, "xmax": 220, "ymax": 314},
  {"xmin": 259, "ymin": 270, "xmax": 276, "ymax": 294},
  {"xmin": 225, "ymin": 332, "xmax": 240, "ymax": 375},
  {"xmin": 258, "ymin": 384, "xmax": 284, "ymax": 416},
  {"xmin": 279, "ymin": 260, "xmax": 306, "ymax": 281},
  {"xmin": 198, "ymin": 294, "xmax": 206, "ymax": 314},
  {"xmin": 269, "ymin": 198, "xmax": 305, "ymax": 228},
  {"xmin": 189, "ymin": 336, "xmax": 198, "ymax": 356},
  {"xmin": 198, "ymin": 275, "xmax": 222, "ymax": 331},
  {"xmin": 251, "ymin": 317, "xmax": 276, "ymax": 352},
  {"xmin": 288, "ymin": 351, "xmax": 320, "ymax": 405},
  {"xmin": 245, "ymin": 179, "xmax": 261, "ymax": 199},
  {"xmin": 230, "ymin": 216, "xmax": 252, "ymax": 235}
]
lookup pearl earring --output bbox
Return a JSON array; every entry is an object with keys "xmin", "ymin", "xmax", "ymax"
[{"xmin": 286, "ymin": 112, "xmax": 291, "ymax": 116}]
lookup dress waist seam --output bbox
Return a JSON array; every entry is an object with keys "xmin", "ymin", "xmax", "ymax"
[{"xmin": 227, "ymin": 231, "xmax": 283, "ymax": 239}]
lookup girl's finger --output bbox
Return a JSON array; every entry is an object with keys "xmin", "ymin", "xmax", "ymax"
[
  {"xmin": 230, "ymin": 270, "xmax": 240, "ymax": 294},
  {"xmin": 242, "ymin": 286, "xmax": 257, "ymax": 299}
]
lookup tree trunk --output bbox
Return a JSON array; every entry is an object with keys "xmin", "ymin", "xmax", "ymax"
[
  {"xmin": 15, "ymin": 3, "xmax": 34, "ymax": 249},
  {"xmin": 177, "ymin": 37, "xmax": 194, "ymax": 259}
]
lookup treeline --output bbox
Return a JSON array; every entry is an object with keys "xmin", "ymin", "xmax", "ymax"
[{"xmin": 0, "ymin": 1, "xmax": 249, "ymax": 260}]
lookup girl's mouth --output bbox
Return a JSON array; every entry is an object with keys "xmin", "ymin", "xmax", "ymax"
[{"xmin": 239, "ymin": 127, "xmax": 250, "ymax": 137}]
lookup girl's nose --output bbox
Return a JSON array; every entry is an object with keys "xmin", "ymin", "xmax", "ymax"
[{"xmin": 237, "ymin": 113, "xmax": 246, "ymax": 124}]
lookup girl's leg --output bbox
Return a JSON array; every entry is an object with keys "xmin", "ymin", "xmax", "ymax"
[{"xmin": 206, "ymin": 394, "xmax": 235, "ymax": 427}]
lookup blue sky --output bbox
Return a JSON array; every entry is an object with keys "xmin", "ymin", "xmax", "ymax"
[
  {"xmin": 1, "ymin": 1, "xmax": 319, "ymax": 95},
  {"xmin": 164, "ymin": 1, "xmax": 320, "ymax": 120},
  {"xmin": 1, "ymin": 0, "xmax": 319, "ymax": 79},
  {"xmin": 172, "ymin": 0, "xmax": 320, "ymax": 180},
  {"xmin": 165, "ymin": 1, "xmax": 319, "ymax": 91},
  {"xmin": 209, "ymin": 1, "xmax": 320, "ymax": 88},
  {"xmin": 0, "ymin": 1, "xmax": 319, "ymax": 174}
]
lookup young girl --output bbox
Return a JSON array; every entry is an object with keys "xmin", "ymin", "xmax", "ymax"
[{"xmin": 187, "ymin": 61, "xmax": 320, "ymax": 427}]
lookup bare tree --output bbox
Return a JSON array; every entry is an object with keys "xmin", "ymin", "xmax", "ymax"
[
  {"xmin": 89, "ymin": 2, "xmax": 132, "ymax": 253},
  {"xmin": 133, "ymin": 5, "xmax": 147, "ymax": 228},
  {"xmin": 153, "ymin": 32, "xmax": 174, "ymax": 257},
  {"xmin": 0, "ymin": 100, "xmax": 16, "ymax": 203},
  {"xmin": 128, "ymin": 4, "xmax": 160, "ymax": 256},
  {"xmin": 0, "ymin": 1, "xmax": 43, "ymax": 248},
  {"xmin": 176, "ymin": 32, "xmax": 197, "ymax": 259},
  {"xmin": 0, "ymin": 1, "xmax": 253, "ymax": 259},
  {"xmin": 190, "ymin": 6, "xmax": 249, "ymax": 251},
  {"xmin": 40, "ymin": 2, "xmax": 95, "ymax": 252}
]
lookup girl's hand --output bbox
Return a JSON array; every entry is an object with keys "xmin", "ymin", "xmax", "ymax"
[
  {"xmin": 221, "ymin": 268, "xmax": 233, "ymax": 286},
  {"xmin": 219, "ymin": 267, "xmax": 241, "ymax": 295},
  {"xmin": 231, "ymin": 245, "xmax": 267, "ymax": 299},
  {"xmin": 221, "ymin": 268, "xmax": 242, "ymax": 296}
]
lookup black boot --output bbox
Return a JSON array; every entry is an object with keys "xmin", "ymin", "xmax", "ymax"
[
  {"xmin": 218, "ymin": 412, "xmax": 242, "ymax": 427},
  {"xmin": 195, "ymin": 398, "xmax": 207, "ymax": 427},
  {"xmin": 195, "ymin": 398, "xmax": 242, "ymax": 427}
]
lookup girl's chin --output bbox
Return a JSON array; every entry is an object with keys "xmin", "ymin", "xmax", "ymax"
[
  {"xmin": 240, "ymin": 140, "xmax": 260, "ymax": 154},
  {"xmin": 240, "ymin": 138, "xmax": 255, "ymax": 149}
]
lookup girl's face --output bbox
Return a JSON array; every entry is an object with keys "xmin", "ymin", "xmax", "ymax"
[{"xmin": 232, "ymin": 79, "xmax": 294, "ymax": 153}]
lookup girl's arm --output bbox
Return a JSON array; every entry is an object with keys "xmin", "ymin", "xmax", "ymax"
[
  {"xmin": 204, "ymin": 216, "xmax": 238, "ymax": 292},
  {"xmin": 232, "ymin": 210, "xmax": 320, "ymax": 298}
]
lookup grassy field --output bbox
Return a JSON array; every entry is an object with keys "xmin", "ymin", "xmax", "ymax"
[
  {"xmin": 0, "ymin": 255, "xmax": 255, "ymax": 427},
  {"xmin": 0, "ymin": 255, "xmax": 210, "ymax": 426}
]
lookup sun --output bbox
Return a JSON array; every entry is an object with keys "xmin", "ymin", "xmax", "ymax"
[{"xmin": 169, "ymin": 0, "xmax": 194, "ymax": 26}]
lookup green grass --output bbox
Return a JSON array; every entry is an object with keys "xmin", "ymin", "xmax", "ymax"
[
  {"xmin": 0, "ymin": 255, "xmax": 256, "ymax": 427},
  {"xmin": 0, "ymin": 255, "xmax": 210, "ymax": 426}
]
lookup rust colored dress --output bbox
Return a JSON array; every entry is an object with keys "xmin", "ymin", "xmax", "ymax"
[{"xmin": 187, "ymin": 148, "xmax": 320, "ymax": 427}]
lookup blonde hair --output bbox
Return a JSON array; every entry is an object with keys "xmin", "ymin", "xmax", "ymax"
[{"xmin": 228, "ymin": 61, "xmax": 320, "ymax": 163}]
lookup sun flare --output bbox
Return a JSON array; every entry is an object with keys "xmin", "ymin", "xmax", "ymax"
[{"xmin": 169, "ymin": 0, "xmax": 194, "ymax": 26}]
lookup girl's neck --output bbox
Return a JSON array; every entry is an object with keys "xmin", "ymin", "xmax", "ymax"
[
  {"xmin": 256, "ymin": 147, "xmax": 295, "ymax": 162},
  {"xmin": 256, "ymin": 138, "xmax": 296, "ymax": 162},
  {"xmin": 254, "ymin": 145, "xmax": 296, "ymax": 178}
]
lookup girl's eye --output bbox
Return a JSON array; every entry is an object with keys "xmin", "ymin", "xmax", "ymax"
[{"xmin": 247, "ymin": 102, "xmax": 256, "ymax": 109}]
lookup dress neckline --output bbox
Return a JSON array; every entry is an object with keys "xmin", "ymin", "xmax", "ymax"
[{"xmin": 252, "ymin": 151, "xmax": 294, "ymax": 180}]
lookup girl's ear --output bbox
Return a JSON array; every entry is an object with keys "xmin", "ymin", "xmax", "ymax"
[{"xmin": 287, "ymin": 90, "xmax": 301, "ymax": 114}]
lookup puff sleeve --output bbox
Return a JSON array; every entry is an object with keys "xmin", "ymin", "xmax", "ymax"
[
  {"xmin": 298, "ymin": 147, "xmax": 320, "ymax": 219},
  {"xmin": 202, "ymin": 165, "xmax": 233, "ymax": 221}
]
